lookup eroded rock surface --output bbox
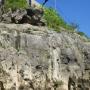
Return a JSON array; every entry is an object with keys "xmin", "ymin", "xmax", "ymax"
[
  {"xmin": 1, "ymin": 8, "xmax": 45, "ymax": 26},
  {"xmin": 0, "ymin": 23, "xmax": 90, "ymax": 90}
]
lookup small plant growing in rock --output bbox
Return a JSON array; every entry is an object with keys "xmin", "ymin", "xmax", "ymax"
[{"xmin": 53, "ymin": 80, "xmax": 63, "ymax": 87}]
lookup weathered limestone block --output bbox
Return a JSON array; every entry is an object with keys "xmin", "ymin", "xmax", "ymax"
[{"xmin": 0, "ymin": 24, "xmax": 90, "ymax": 90}]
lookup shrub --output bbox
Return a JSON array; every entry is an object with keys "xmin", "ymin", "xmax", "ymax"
[
  {"xmin": 43, "ymin": 7, "xmax": 74, "ymax": 32},
  {"xmin": 77, "ymin": 31, "xmax": 86, "ymax": 36},
  {"xmin": 43, "ymin": 8, "xmax": 89, "ymax": 39},
  {"xmin": 77, "ymin": 31, "xmax": 90, "ymax": 39},
  {"xmin": 4, "ymin": 0, "xmax": 28, "ymax": 10},
  {"xmin": 77, "ymin": 31, "xmax": 87, "ymax": 37}
]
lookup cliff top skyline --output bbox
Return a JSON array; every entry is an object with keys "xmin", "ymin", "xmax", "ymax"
[{"xmin": 37, "ymin": 0, "xmax": 90, "ymax": 37}]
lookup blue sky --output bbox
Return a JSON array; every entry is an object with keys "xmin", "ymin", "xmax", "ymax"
[{"xmin": 37, "ymin": 0, "xmax": 90, "ymax": 37}]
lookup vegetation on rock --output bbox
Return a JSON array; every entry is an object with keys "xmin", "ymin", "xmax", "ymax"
[
  {"xmin": 44, "ymin": 8, "xmax": 90, "ymax": 39},
  {"xmin": 4, "ymin": 0, "xmax": 28, "ymax": 10},
  {"xmin": 44, "ymin": 8, "xmax": 74, "ymax": 32},
  {"xmin": 2, "ymin": 0, "xmax": 89, "ymax": 38}
]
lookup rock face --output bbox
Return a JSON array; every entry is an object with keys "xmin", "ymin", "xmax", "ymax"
[
  {"xmin": 1, "ymin": 8, "xmax": 45, "ymax": 26},
  {"xmin": 26, "ymin": 0, "xmax": 40, "ymax": 7},
  {"xmin": 0, "ymin": 0, "xmax": 45, "ymax": 26},
  {"xmin": 0, "ymin": 23, "xmax": 90, "ymax": 90}
]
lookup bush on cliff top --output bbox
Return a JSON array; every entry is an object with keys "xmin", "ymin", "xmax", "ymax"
[
  {"xmin": 44, "ymin": 8, "xmax": 74, "ymax": 32},
  {"xmin": 4, "ymin": 0, "xmax": 28, "ymax": 10},
  {"xmin": 44, "ymin": 8, "xmax": 89, "ymax": 39}
]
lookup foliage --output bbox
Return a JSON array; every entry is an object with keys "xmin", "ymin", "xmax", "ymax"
[
  {"xmin": 4, "ymin": 0, "xmax": 28, "ymax": 10},
  {"xmin": 77, "ymin": 31, "xmax": 87, "ymax": 37},
  {"xmin": 77, "ymin": 31, "xmax": 86, "ymax": 36},
  {"xmin": 43, "ymin": 7, "xmax": 74, "ymax": 32},
  {"xmin": 43, "ymin": 8, "xmax": 89, "ymax": 38},
  {"xmin": 77, "ymin": 31, "xmax": 89, "ymax": 39}
]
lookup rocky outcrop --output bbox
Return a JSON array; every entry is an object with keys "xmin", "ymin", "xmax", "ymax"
[
  {"xmin": 0, "ymin": 0, "xmax": 45, "ymax": 26},
  {"xmin": 26, "ymin": 0, "xmax": 41, "ymax": 7},
  {"xmin": 0, "ymin": 23, "xmax": 90, "ymax": 90},
  {"xmin": 1, "ymin": 8, "xmax": 45, "ymax": 26}
]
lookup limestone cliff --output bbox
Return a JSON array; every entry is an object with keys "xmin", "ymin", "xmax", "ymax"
[{"xmin": 0, "ymin": 23, "xmax": 90, "ymax": 90}]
